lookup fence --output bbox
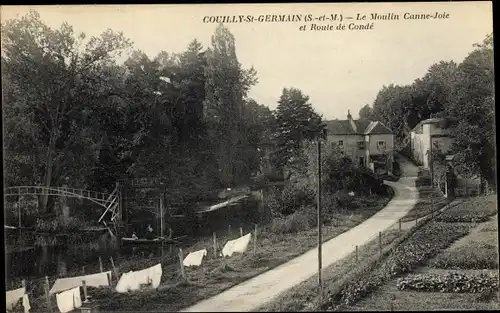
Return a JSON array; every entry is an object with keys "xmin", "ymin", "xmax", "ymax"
[
  {"xmin": 10, "ymin": 198, "xmax": 452, "ymax": 313},
  {"xmin": 311, "ymin": 209, "xmax": 443, "ymax": 311}
]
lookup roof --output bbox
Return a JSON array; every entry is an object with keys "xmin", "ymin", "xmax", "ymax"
[
  {"xmin": 325, "ymin": 119, "xmax": 392, "ymax": 135},
  {"xmin": 411, "ymin": 118, "xmax": 446, "ymax": 133}
]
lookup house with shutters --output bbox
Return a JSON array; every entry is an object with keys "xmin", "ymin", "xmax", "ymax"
[{"xmin": 324, "ymin": 110, "xmax": 394, "ymax": 175}]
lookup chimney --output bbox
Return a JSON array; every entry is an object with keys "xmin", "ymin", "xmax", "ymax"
[{"xmin": 347, "ymin": 110, "xmax": 357, "ymax": 133}]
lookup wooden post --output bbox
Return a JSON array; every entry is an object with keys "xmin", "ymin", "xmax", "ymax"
[
  {"xmin": 110, "ymin": 257, "xmax": 117, "ymax": 279},
  {"xmin": 82, "ymin": 266, "xmax": 86, "ymax": 275},
  {"xmin": 99, "ymin": 257, "xmax": 103, "ymax": 273},
  {"xmin": 415, "ymin": 217, "xmax": 418, "ymax": 226},
  {"xmin": 161, "ymin": 241, "xmax": 165, "ymax": 260},
  {"xmin": 253, "ymin": 224, "xmax": 257, "ymax": 255},
  {"xmin": 239, "ymin": 227, "xmax": 243, "ymax": 237},
  {"xmin": 178, "ymin": 248, "xmax": 186, "ymax": 280},
  {"xmin": 44, "ymin": 276, "xmax": 53, "ymax": 313},
  {"xmin": 160, "ymin": 194, "xmax": 164, "ymax": 238},
  {"xmin": 82, "ymin": 280, "xmax": 89, "ymax": 303},
  {"xmin": 398, "ymin": 219, "xmax": 402, "ymax": 233},
  {"xmin": 228, "ymin": 224, "xmax": 231, "ymax": 237},
  {"xmin": 18, "ymin": 202, "xmax": 22, "ymax": 228},
  {"xmin": 355, "ymin": 245, "xmax": 359, "ymax": 262},
  {"xmin": 107, "ymin": 272, "xmax": 112, "ymax": 287},
  {"xmin": 378, "ymin": 232, "xmax": 382, "ymax": 257},
  {"xmin": 213, "ymin": 232, "xmax": 217, "ymax": 258}
]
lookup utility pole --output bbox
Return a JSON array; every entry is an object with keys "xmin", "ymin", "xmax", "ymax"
[{"xmin": 317, "ymin": 135, "xmax": 323, "ymax": 297}]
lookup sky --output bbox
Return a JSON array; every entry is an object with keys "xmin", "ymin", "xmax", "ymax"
[{"xmin": 1, "ymin": 2, "xmax": 493, "ymax": 120}]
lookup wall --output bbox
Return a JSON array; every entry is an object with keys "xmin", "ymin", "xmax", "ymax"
[
  {"xmin": 411, "ymin": 123, "xmax": 453, "ymax": 169},
  {"xmin": 431, "ymin": 136, "xmax": 453, "ymax": 154},
  {"xmin": 367, "ymin": 134, "xmax": 394, "ymax": 156},
  {"xmin": 327, "ymin": 134, "xmax": 366, "ymax": 164},
  {"xmin": 327, "ymin": 133, "xmax": 395, "ymax": 170},
  {"xmin": 410, "ymin": 132, "xmax": 425, "ymax": 165}
]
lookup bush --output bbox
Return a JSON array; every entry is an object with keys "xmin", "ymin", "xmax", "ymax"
[
  {"xmin": 392, "ymin": 161, "xmax": 401, "ymax": 177},
  {"xmin": 397, "ymin": 272, "xmax": 499, "ymax": 293},
  {"xmin": 270, "ymin": 209, "xmax": 311, "ymax": 234},
  {"xmin": 266, "ymin": 183, "xmax": 315, "ymax": 217}
]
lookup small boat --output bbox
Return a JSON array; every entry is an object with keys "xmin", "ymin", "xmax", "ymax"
[{"xmin": 120, "ymin": 236, "xmax": 181, "ymax": 245}]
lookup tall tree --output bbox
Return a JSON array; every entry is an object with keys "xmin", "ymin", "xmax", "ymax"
[
  {"xmin": 273, "ymin": 88, "xmax": 325, "ymax": 172},
  {"xmin": 446, "ymin": 34, "xmax": 495, "ymax": 191},
  {"xmin": 2, "ymin": 10, "xmax": 132, "ymax": 212},
  {"xmin": 372, "ymin": 84, "xmax": 413, "ymax": 149},
  {"xmin": 204, "ymin": 23, "xmax": 257, "ymax": 187},
  {"xmin": 358, "ymin": 104, "xmax": 374, "ymax": 120}
]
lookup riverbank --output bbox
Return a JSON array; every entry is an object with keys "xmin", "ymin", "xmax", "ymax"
[{"xmin": 24, "ymin": 193, "xmax": 392, "ymax": 312}]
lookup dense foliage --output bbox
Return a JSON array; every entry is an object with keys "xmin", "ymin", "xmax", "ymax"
[
  {"xmin": 361, "ymin": 34, "xmax": 495, "ymax": 190},
  {"xmin": 1, "ymin": 11, "xmax": 285, "ymax": 220}
]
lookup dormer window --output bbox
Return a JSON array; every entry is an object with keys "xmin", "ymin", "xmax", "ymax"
[
  {"xmin": 377, "ymin": 140, "xmax": 386, "ymax": 150},
  {"xmin": 357, "ymin": 141, "xmax": 365, "ymax": 150},
  {"xmin": 338, "ymin": 140, "xmax": 344, "ymax": 148}
]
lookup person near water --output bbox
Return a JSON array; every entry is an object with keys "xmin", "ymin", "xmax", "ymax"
[{"xmin": 146, "ymin": 224, "xmax": 154, "ymax": 239}]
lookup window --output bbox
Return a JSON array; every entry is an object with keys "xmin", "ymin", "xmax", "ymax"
[
  {"xmin": 338, "ymin": 140, "xmax": 344, "ymax": 147},
  {"xmin": 359, "ymin": 157, "xmax": 365, "ymax": 166},
  {"xmin": 377, "ymin": 140, "xmax": 386, "ymax": 150},
  {"xmin": 357, "ymin": 141, "xmax": 365, "ymax": 149}
]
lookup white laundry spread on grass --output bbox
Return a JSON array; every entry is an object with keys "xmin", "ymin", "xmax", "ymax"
[
  {"xmin": 50, "ymin": 270, "xmax": 111, "ymax": 295},
  {"xmin": 115, "ymin": 263, "xmax": 162, "ymax": 293},
  {"xmin": 183, "ymin": 249, "xmax": 208, "ymax": 267},
  {"xmin": 221, "ymin": 233, "xmax": 252, "ymax": 257},
  {"xmin": 6, "ymin": 287, "xmax": 25, "ymax": 311},
  {"xmin": 56, "ymin": 286, "xmax": 82, "ymax": 313},
  {"xmin": 22, "ymin": 293, "xmax": 31, "ymax": 313}
]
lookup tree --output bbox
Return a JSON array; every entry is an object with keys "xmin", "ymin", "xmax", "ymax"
[
  {"xmin": 272, "ymin": 88, "xmax": 325, "ymax": 173},
  {"xmin": 204, "ymin": 23, "xmax": 258, "ymax": 187},
  {"xmin": 2, "ymin": 10, "xmax": 132, "ymax": 212},
  {"xmin": 446, "ymin": 34, "xmax": 495, "ymax": 191},
  {"xmin": 372, "ymin": 84, "xmax": 413, "ymax": 149},
  {"xmin": 358, "ymin": 104, "xmax": 374, "ymax": 120}
]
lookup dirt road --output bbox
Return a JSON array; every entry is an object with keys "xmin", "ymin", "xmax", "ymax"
[{"xmin": 180, "ymin": 177, "xmax": 419, "ymax": 312}]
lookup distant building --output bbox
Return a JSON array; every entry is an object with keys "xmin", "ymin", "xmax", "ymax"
[
  {"xmin": 409, "ymin": 117, "xmax": 480, "ymax": 196},
  {"xmin": 324, "ymin": 111, "xmax": 394, "ymax": 175},
  {"xmin": 409, "ymin": 118, "xmax": 453, "ymax": 169}
]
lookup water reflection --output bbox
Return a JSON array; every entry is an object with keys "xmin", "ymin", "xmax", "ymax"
[{"xmin": 5, "ymin": 231, "xmax": 120, "ymax": 288}]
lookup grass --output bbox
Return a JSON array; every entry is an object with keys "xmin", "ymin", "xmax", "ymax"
[
  {"xmin": 401, "ymin": 186, "xmax": 450, "ymax": 222},
  {"xmin": 338, "ymin": 195, "xmax": 499, "ymax": 311},
  {"xmin": 26, "ymin": 195, "xmax": 392, "ymax": 312}
]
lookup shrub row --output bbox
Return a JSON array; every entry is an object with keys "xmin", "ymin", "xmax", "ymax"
[
  {"xmin": 435, "ymin": 213, "xmax": 493, "ymax": 223},
  {"xmin": 323, "ymin": 221, "xmax": 471, "ymax": 309},
  {"xmin": 381, "ymin": 222, "xmax": 471, "ymax": 276},
  {"xmin": 397, "ymin": 272, "xmax": 499, "ymax": 293},
  {"xmin": 434, "ymin": 197, "xmax": 498, "ymax": 223}
]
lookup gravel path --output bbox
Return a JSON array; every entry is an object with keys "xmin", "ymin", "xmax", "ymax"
[{"xmin": 180, "ymin": 178, "xmax": 419, "ymax": 312}]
